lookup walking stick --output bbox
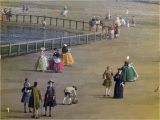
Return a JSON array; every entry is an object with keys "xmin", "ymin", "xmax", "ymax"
[{"xmin": 40, "ymin": 100, "xmax": 43, "ymax": 116}]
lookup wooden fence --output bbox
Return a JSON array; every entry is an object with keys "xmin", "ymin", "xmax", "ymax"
[
  {"xmin": 0, "ymin": 32, "xmax": 102, "ymax": 57},
  {"xmin": 1, "ymin": 14, "xmax": 106, "ymax": 32}
]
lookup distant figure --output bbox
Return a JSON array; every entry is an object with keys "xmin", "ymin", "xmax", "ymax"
[
  {"xmin": 25, "ymin": 5, "xmax": 29, "ymax": 13},
  {"xmin": 62, "ymin": 86, "xmax": 78, "ymax": 105},
  {"xmin": 106, "ymin": 10, "xmax": 111, "ymax": 20},
  {"xmin": 22, "ymin": 5, "xmax": 25, "ymax": 13},
  {"xmin": 102, "ymin": 66, "xmax": 113, "ymax": 96},
  {"xmin": 6, "ymin": 8, "xmax": 12, "ymax": 20},
  {"xmin": 61, "ymin": 5, "xmax": 68, "ymax": 17},
  {"xmin": 115, "ymin": 16, "xmax": 121, "ymax": 27},
  {"xmin": 121, "ymin": 56, "xmax": 139, "ymax": 82},
  {"xmin": 29, "ymin": 82, "xmax": 42, "ymax": 119},
  {"xmin": 120, "ymin": 17, "xmax": 126, "ymax": 26},
  {"xmin": 21, "ymin": 78, "xmax": 32, "ymax": 113},
  {"xmin": 126, "ymin": 8, "xmax": 129, "ymax": 15},
  {"xmin": 89, "ymin": 16, "xmax": 97, "ymax": 31},
  {"xmin": 43, "ymin": 80, "xmax": 56, "ymax": 117},
  {"xmin": 61, "ymin": 44, "xmax": 74, "ymax": 66},
  {"xmin": 41, "ymin": 20, "xmax": 46, "ymax": 29},
  {"xmin": 108, "ymin": 24, "xmax": 115, "ymax": 39},
  {"xmin": 22, "ymin": 5, "xmax": 29, "ymax": 13},
  {"xmin": 35, "ymin": 47, "xmax": 48, "ymax": 72},
  {"xmin": 127, "ymin": 20, "xmax": 130, "ymax": 27},
  {"xmin": 131, "ymin": 16, "xmax": 135, "ymax": 27},
  {"xmin": 114, "ymin": 23, "xmax": 120, "ymax": 38},
  {"xmin": 113, "ymin": 68, "xmax": 125, "ymax": 99},
  {"xmin": 154, "ymin": 86, "xmax": 160, "ymax": 92}
]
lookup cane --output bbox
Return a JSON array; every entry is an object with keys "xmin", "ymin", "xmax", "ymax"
[{"xmin": 40, "ymin": 100, "xmax": 43, "ymax": 116}]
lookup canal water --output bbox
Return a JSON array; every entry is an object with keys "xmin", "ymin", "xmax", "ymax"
[{"xmin": 1, "ymin": 25, "xmax": 78, "ymax": 44}]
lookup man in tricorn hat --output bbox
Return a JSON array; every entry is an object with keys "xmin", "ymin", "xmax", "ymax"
[{"xmin": 43, "ymin": 80, "xmax": 56, "ymax": 117}]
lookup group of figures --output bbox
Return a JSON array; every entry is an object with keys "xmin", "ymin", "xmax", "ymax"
[
  {"xmin": 102, "ymin": 56, "xmax": 138, "ymax": 98},
  {"xmin": 22, "ymin": 5, "xmax": 29, "ymax": 13},
  {"xmin": 21, "ymin": 78, "xmax": 78, "ymax": 118},
  {"xmin": 1, "ymin": 8, "xmax": 12, "ymax": 21},
  {"xmin": 89, "ymin": 16, "xmax": 104, "ymax": 32},
  {"xmin": 35, "ymin": 44, "xmax": 74, "ymax": 73},
  {"xmin": 107, "ymin": 15, "xmax": 135, "ymax": 39}
]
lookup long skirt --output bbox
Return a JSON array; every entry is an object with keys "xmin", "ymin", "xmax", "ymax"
[
  {"xmin": 61, "ymin": 53, "xmax": 74, "ymax": 65},
  {"xmin": 114, "ymin": 84, "xmax": 123, "ymax": 98},
  {"xmin": 90, "ymin": 25, "xmax": 96, "ymax": 31},
  {"xmin": 54, "ymin": 62, "xmax": 64, "ymax": 72},
  {"xmin": 28, "ymin": 96, "xmax": 40, "ymax": 109},
  {"xmin": 108, "ymin": 30, "xmax": 114, "ymax": 39},
  {"xmin": 35, "ymin": 56, "xmax": 48, "ymax": 71},
  {"xmin": 123, "ymin": 66, "xmax": 138, "ymax": 82},
  {"xmin": 21, "ymin": 93, "xmax": 30, "ymax": 103},
  {"xmin": 48, "ymin": 59, "xmax": 54, "ymax": 70}
]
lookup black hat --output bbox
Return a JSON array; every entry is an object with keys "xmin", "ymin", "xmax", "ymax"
[
  {"xmin": 48, "ymin": 80, "xmax": 55, "ymax": 84},
  {"xmin": 73, "ymin": 86, "xmax": 77, "ymax": 90},
  {"xmin": 34, "ymin": 81, "xmax": 38, "ymax": 87}
]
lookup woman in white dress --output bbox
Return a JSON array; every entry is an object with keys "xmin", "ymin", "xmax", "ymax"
[{"xmin": 35, "ymin": 47, "xmax": 48, "ymax": 72}]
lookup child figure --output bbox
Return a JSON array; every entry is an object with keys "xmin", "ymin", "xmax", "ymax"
[{"xmin": 102, "ymin": 66, "xmax": 113, "ymax": 96}]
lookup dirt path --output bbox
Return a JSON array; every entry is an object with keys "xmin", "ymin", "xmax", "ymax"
[{"xmin": 1, "ymin": 1, "xmax": 159, "ymax": 119}]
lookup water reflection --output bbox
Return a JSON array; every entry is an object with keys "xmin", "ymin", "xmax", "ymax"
[{"xmin": 1, "ymin": 25, "xmax": 77, "ymax": 43}]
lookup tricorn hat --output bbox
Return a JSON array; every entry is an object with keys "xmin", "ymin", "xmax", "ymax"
[{"xmin": 48, "ymin": 79, "xmax": 54, "ymax": 84}]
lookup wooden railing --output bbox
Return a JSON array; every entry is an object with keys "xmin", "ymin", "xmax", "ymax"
[
  {"xmin": 1, "ymin": 13, "xmax": 107, "ymax": 32},
  {"xmin": 0, "ymin": 32, "xmax": 103, "ymax": 57}
]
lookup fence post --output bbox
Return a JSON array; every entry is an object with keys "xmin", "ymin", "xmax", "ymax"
[
  {"xmin": 51, "ymin": 39, "xmax": 54, "ymax": 49},
  {"xmin": 56, "ymin": 18, "xmax": 58, "ymax": 26},
  {"xmin": 95, "ymin": 33, "xmax": 96, "ymax": 41},
  {"xmin": 69, "ymin": 37, "xmax": 72, "ymax": 46},
  {"xmin": 37, "ymin": 16, "xmax": 39, "ymax": 24},
  {"xmin": 69, "ymin": 20, "xmax": 71, "ymax": 28},
  {"xmin": 23, "ymin": 15, "xmax": 25, "ymax": 23},
  {"xmin": 78, "ymin": 35, "xmax": 80, "ymax": 44},
  {"xmin": 86, "ymin": 34, "xmax": 88, "ymax": 44},
  {"xmin": 16, "ymin": 14, "xmax": 18, "ymax": 23},
  {"xmin": 18, "ymin": 44, "xmax": 20, "ymax": 55},
  {"xmin": 76, "ymin": 21, "xmax": 78, "ymax": 30},
  {"xmin": 9, "ymin": 43, "xmax": 12, "ymax": 56},
  {"xmin": 26, "ymin": 42, "xmax": 29, "ymax": 53},
  {"xmin": 63, "ymin": 19, "xmax": 65, "ymax": 27},
  {"xmin": 96, "ymin": 24, "xmax": 98, "ymax": 32},
  {"xmin": 35, "ymin": 42, "xmax": 38, "ymax": 52},
  {"xmin": 43, "ymin": 16, "xmax": 46, "ymax": 20},
  {"xmin": 30, "ymin": 15, "xmax": 32, "ymax": 24},
  {"xmin": 1, "ymin": 14, "xmax": 4, "ymax": 21},
  {"xmin": 50, "ymin": 17, "xmax": 52, "ymax": 25},
  {"xmin": 82, "ymin": 21, "xmax": 84, "ymax": 31},
  {"xmin": 9, "ymin": 15, "xmax": 11, "ymax": 22},
  {"xmin": 43, "ymin": 40, "xmax": 45, "ymax": 48},
  {"xmin": 61, "ymin": 37, "xmax": 63, "ymax": 47}
]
